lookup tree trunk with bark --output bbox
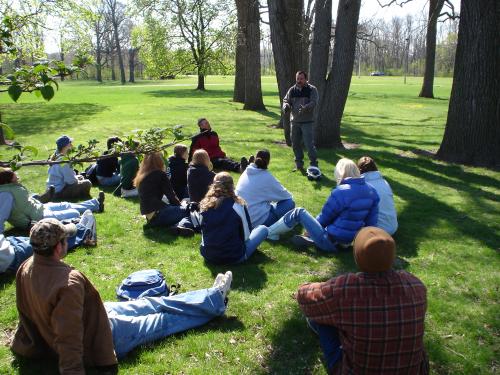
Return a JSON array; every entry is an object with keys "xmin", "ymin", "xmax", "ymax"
[
  {"xmin": 110, "ymin": 51, "xmax": 116, "ymax": 81},
  {"xmin": 243, "ymin": 0, "xmax": 265, "ymax": 110},
  {"xmin": 233, "ymin": 0, "xmax": 247, "ymax": 103},
  {"xmin": 95, "ymin": 22, "xmax": 103, "ymax": 83},
  {"xmin": 419, "ymin": 0, "xmax": 445, "ymax": 98},
  {"xmin": 268, "ymin": 0, "xmax": 305, "ymax": 145},
  {"xmin": 197, "ymin": 73, "xmax": 205, "ymax": 90},
  {"xmin": 59, "ymin": 51, "xmax": 65, "ymax": 81},
  {"xmin": 113, "ymin": 29, "xmax": 126, "ymax": 84},
  {"xmin": 129, "ymin": 48, "xmax": 136, "ymax": 83},
  {"xmin": 436, "ymin": 0, "xmax": 500, "ymax": 167},
  {"xmin": 315, "ymin": 0, "xmax": 361, "ymax": 148}
]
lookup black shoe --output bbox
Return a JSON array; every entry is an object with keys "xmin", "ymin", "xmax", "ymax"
[
  {"xmin": 98, "ymin": 191, "xmax": 105, "ymax": 213},
  {"xmin": 239, "ymin": 157, "xmax": 248, "ymax": 173},
  {"xmin": 168, "ymin": 226, "xmax": 195, "ymax": 237},
  {"xmin": 248, "ymin": 155, "xmax": 255, "ymax": 164},
  {"xmin": 48, "ymin": 185, "xmax": 55, "ymax": 201},
  {"xmin": 291, "ymin": 235, "xmax": 315, "ymax": 248},
  {"xmin": 292, "ymin": 164, "xmax": 305, "ymax": 173}
]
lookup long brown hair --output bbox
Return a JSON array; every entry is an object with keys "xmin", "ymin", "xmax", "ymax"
[
  {"xmin": 134, "ymin": 151, "xmax": 166, "ymax": 188},
  {"xmin": 191, "ymin": 149, "xmax": 213, "ymax": 170},
  {"xmin": 200, "ymin": 172, "xmax": 245, "ymax": 211}
]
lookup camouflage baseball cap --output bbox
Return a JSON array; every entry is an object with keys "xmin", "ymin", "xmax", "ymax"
[{"xmin": 30, "ymin": 218, "xmax": 77, "ymax": 252}]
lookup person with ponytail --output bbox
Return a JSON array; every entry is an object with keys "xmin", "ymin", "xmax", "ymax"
[
  {"xmin": 199, "ymin": 172, "xmax": 268, "ymax": 264},
  {"xmin": 235, "ymin": 150, "xmax": 294, "ymax": 239}
]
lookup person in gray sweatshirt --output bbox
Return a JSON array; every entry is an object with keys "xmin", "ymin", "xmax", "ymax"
[
  {"xmin": 236, "ymin": 150, "xmax": 295, "ymax": 239},
  {"xmin": 283, "ymin": 71, "xmax": 319, "ymax": 171}
]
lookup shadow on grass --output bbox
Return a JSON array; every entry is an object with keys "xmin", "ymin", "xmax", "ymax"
[
  {"xmin": 143, "ymin": 88, "xmax": 278, "ymax": 99},
  {"xmin": 263, "ymin": 307, "xmax": 323, "ymax": 374},
  {"xmin": 0, "ymin": 103, "xmax": 109, "ymax": 137},
  {"xmin": 204, "ymin": 251, "xmax": 272, "ymax": 293},
  {"xmin": 142, "ymin": 224, "xmax": 182, "ymax": 245}
]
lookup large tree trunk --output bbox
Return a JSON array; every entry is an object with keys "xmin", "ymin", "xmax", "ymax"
[
  {"xmin": 113, "ymin": 28, "xmax": 126, "ymax": 84},
  {"xmin": 419, "ymin": 0, "xmax": 445, "ymax": 98},
  {"xmin": 197, "ymin": 73, "xmax": 205, "ymax": 90},
  {"xmin": 243, "ymin": 0, "xmax": 265, "ymax": 110},
  {"xmin": 128, "ymin": 48, "xmax": 136, "ymax": 83},
  {"xmin": 110, "ymin": 52, "xmax": 116, "ymax": 81},
  {"xmin": 316, "ymin": 0, "xmax": 361, "ymax": 148},
  {"xmin": 436, "ymin": 0, "xmax": 500, "ymax": 167},
  {"xmin": 233, "ymin": 0, "xmax": 247, "ymax": 103},
  {"xmin": 309, "ymin": 0, "xmax": 332, "ymax": 105},
  {"xmin": 268, "ymin": 0, "xmax": 305, "ymax": 145},
  {"xmin": 95, "ymin": 22, "xmax": 103, "ymax": 83},
  {"xmin": 59, "ymin": 51, "xmax": 65, "ymax": 81}
]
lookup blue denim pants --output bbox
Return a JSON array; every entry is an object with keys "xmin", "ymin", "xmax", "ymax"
[
  {"xmin": 236, "ymin": 225, "xmax": 269, "ymax": 263},
  {"xmin": 291, "ymin": 121, "xmax": 318, "ymax": 167},
  {"xmin": 307, "ymin": 319, "xmax": 343, "ymax": 373},
  {"xmin": 43, "ymin": 199, "xmax": 100, "ymax": 221},
  {"xmin": 104, "ymin": 287, "xmax": 226, "ymax": 358},
  {"xmin": 149, "ymin": 205, "xmax": 190, "ymax": 227},
  {"xmin": 262, "ymin": 198, "xmax": 296, "ymax": 227},
  {"xmin": 283, "ymin": 208, "xmax": 338, "ymax": 252},
  {"xmin": 97, "ymin": 174, "xmax": 121, "ymax": 186},
  {"xmin": 6, "ymin": 223, "xmax": 91, "ymax": 272}
]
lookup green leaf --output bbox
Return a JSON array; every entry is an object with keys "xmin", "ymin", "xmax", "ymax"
[
  {"xmin": 8, "ymin": 84, "xmax": 22, "ymax": 102},
  {"xmin": 21, "ymin": 145, "xmax": 38, "ymax": 156},
  {"xmin": 0, "ymin": 122, "xmax": 15, "ymax": 139},
  {"xmin": 34, "ymin": 89, "xmax": 42, "ymax": 98},
  {"xmin": 40, "ymin": 85, "xmax": 55, "ymax": 101}
]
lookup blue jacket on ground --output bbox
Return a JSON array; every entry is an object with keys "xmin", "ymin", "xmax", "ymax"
[
  {"xmin": 200, "ymin": 198, "xmax": 252, "ymax": 265},
  {"xmin": 316, "ymin": 177, "xmax": 380, "ymax": 243}
]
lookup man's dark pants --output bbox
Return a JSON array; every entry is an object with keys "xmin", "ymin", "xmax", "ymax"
[{"xmin": 291, "ymin": 121, "xmax": 318, "ymax": 168}]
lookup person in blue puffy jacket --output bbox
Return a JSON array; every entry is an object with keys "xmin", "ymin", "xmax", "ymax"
[{"xmin": 266, "ymin": 158, "xmax": 380, "ymax": 252}]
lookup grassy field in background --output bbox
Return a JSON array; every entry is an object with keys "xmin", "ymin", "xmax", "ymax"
[{"xmin": 0, "ymin": 76, "xmax": 498, "ymax": 374}]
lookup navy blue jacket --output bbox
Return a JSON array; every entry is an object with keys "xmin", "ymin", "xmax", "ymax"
[
  {"xmin": 316, "ymin": 177, "xmax": 380, "ymax": 243},
  {"xmin": 187, "ymin": 164, "xmax": 215, "ymax": 203},
  {"xmin": 167, "ymin": 156, "xmax": 188, "ymax": 200},
  {"xmin": 200, "ymin": 198, "xmax": 250, "ymax": 264}
]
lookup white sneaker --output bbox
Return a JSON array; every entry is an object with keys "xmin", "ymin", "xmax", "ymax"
[
  {"xmin": 79, "ymin": 209, "xmax": 97, "ymax": 243},
  {"xmin": 212, "ymin": 273, "xmax": 225, "ymax": 288},
  {"xmin": 214, "ymin": 271, "xmax": 232, "ymax": 299}
]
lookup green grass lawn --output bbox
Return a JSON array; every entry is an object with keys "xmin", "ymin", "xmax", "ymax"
[{"xmin": 0, "ymin": 76, "xmax": 498, "ymax": 374}]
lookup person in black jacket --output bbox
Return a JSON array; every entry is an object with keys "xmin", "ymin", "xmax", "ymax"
[
  {"xmin": 134, "ymin": 152, "xmax": 193, "ymax": 236},
  {"xmin": 167, "ymin": 144, "xmax": 189, "ymax": 200},
  {"xmin": 199, "ymin": 172, "xmax": 268, "ymax": 264},
  {"xmin": 96, "ymin": 137, "xmax": 121, "ymax": 186},
  {"xmin": 187, "ymin": 149, "xmax": 215, "ymax": 203}
]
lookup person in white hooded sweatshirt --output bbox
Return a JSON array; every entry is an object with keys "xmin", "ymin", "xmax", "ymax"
[
  {"xmin": 236, "ymin": 150, "xmax": 295, "ymax": 239},
  {"xmin": 357, "ymin": 156, "xmax": 398, "ymax": 235}
]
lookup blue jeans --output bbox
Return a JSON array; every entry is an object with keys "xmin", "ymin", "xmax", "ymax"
[
  {"xmin": 291, "ymin": 121, "xmax": 318, "ymax": 167},
  {"xmin": 149, "ymin": 205, "xmax": 190, "ymax": 227},
  {"xmin": 6, "ymin": 223, "xmax": 91, "ymax": 272},
  {"xmin": 97, "ymin": 174, "xmax": 121, "ymax": 186},
  {"xmin": 283, "ymin": 208, "xmax": 338, "ymax": 252},
  {"xmin": 104, "ymin": 287, "xmax": 226, "ymax": 358},
  {"xmin": 43, "ymin": 199, "xmax": 100, "ymax": 221},
  {"xmin": 262, "ymin": 198, "xmax": 296, "ymax": 227},
  {"xmin": 307, "ymin": 319, "xmax": 342, "ymax": 372},
  {"xmin": 237, "ymin": 225, "xmax": 269, "ymax": 262}
]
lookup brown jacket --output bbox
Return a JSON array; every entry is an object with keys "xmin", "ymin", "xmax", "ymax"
[{"xmin": 11, "ymin": 255, "xmax": 117, "ymax": 374}]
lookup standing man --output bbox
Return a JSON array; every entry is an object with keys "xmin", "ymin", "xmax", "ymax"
[
  {"xmin": 282, "ymin": 71, "xmax": 319, "ymax": 172},
  {"xmin": 296, "ymin": 227, "xmax": 428, "ymax": 374},
  {"xmin": 11, "ymin": 218, "xmax": 232, "ymax": 373}
]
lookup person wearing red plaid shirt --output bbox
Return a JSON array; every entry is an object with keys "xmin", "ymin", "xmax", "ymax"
[{"xmin": 297, "ymin": 227, "xmax": 429, "ymax": 374}]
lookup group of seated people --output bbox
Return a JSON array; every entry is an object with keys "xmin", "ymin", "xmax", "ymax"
[{"xmin": 0, "ymin": 120, "xmax": 431, "ymax": 375}]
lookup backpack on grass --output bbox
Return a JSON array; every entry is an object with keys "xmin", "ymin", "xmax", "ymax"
[{"xmin": 116, "ymin": 269, "xmax": 179, "ymax": 301}]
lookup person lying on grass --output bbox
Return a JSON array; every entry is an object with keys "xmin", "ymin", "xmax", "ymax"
[
  {"xmin": 188, "ymin": 118, "xmax": 250, "ymax": 173},
  {"xmin": 266, "ymin": 158, "xmax": 380, "ymax": 252},
  {"xmin": 296, "ymin": 227, "xmax": 428, "ymax": 374},
  {"xmin": 236, "ymin": 149, "xmax": 295, "ymax": 239},
  {"xmin": 357, "ymin": 156, "xmax": 398, "ymax": 235},
  {"xmin": 39, "ymin": 135, "xmax": 93, "ymax": 202},
  {"xmin": 0, "ymin": 213, "xmax": 97, "ymax": 274},
  {"xmin": 135, "ymin": 151, "xmax": 194, "ymax": 236},
  {"xmin": 0, "ymin": 167, "xmax": 104, "ymax": 233},
  {"xmin": 199, "ymin": 172, "xmax": 269, "ymax": 264},
  {"xmin": 10, "ymin": 218, "xmax": 233, "ymax": 374}
]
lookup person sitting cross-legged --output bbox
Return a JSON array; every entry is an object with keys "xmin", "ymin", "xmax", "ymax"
[
  {"xmin": 187, "ymin": 149, "xmax": 216, "ymax": 204},
  {"xmin": 10, "ymin": 218, "xmax": 233, "ymax": 374},
  {"xmin": 96, "ymin": 136, "xmax": 122, "ymax": 187},
  {"xmin": 296, "ymin": 227, "xmax": 428, "ymax": 374},
  {"xmin": 199, "ymin": 172, "xmax": 268, "ymax": 264},
  {"xmin": 266, "ymin": 158, "xmax": 379, "ymax": 252},
  {"xmin": 0, "ymin": 167, "xmax": 104, "ymax": 232}
]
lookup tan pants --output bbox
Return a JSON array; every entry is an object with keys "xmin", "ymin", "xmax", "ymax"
[{"xmin": 55, "ymin": 179, "xmax": 92, "ymax": 200}]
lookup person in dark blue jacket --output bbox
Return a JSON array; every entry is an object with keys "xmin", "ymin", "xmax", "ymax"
[
  {"xmin": 267, "ymin": 158, "xmax": 380, "ymax": 252},
  {"xmin": 167, "ymin": 144, "xmax": 189, "ymax": 200},
  {"xmin": 188, "ymin": 149, "xmax": 215, "ymax": 203},
  {"xmin": 199, "ymin": 172, "xmax": 268, "ymax": 264}
]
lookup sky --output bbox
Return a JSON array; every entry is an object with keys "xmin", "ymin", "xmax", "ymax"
[{"xmin": 43, "ymin": 0, "xmax": 460, "ymax": 54}]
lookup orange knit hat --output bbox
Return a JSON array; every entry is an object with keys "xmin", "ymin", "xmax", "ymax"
[{"xmin": 353, "ymin": 227, "xmax": 396, "ymax": 272}]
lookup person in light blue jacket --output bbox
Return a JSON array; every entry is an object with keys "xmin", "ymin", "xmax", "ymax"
[
  {"xmin": 266, "ymin": 158, "xmax": 379, "ymax": 252},
  {"xmin": 235, "ymin": 150, "xmax": 295, "ymax": 235},
  {"xmin": 357, "ymin": 156, "xmax": 398, "ymax": 235}
]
